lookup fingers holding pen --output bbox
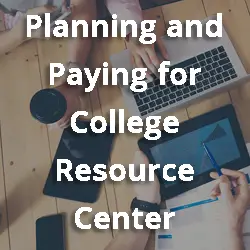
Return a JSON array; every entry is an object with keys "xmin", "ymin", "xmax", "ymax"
[{"xmin": 210, "ymin": 169, "xmax": 249, "ymax": 201}]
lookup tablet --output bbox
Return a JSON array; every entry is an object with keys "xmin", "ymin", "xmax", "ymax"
[
  {"xmin": 43, "ymin": 120, "xmax": 116, "ymax": 203},
  {"xmin": 138, "ymin": 105, "xmax": 250, "ymax": 200}
]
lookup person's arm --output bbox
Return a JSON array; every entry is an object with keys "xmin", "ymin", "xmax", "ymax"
[
  {"xmin": 106, "ymin": 0, "xmax": 143, "ymax": 27},
  {"xmin": 0, "ymin": 5, "xmax": 56, "ymax": 57},
  {"xmin": 228, "ymin": 230, "xmax": 245, "ymax": 250},
  {"xmin": 210, "ymin": 169, "xmax": 250, "ymax": 250},
  {"xmin": 68, "ymin": 0, "xmax": 97, "ymax": 66},
  {"xmin": 106, "ymin": 0, "xmax": 167, "ymax": 79},
  {"xmin": 104, "ymin": 151, "xmax": 161, "ymax": 250}
]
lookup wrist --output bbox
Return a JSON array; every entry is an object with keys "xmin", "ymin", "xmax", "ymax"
[
  {"xmin": 229, "ymin": 224, "xmax": 244, "ymax": 238},
  {"xmin": 231, "ymin": 215, "xmax": 245, "ymax": 235},
  {"xmin": 137, "ymin": 198, "xmax": 160, "ymax": 205},
  {"xmin": 131, "ymin": 197, "xmax": 161, "ymax": 215},
  {"xmin": 136, "ymin": 195, "xmax": 161, "ymax": 205},
  {"xmin": 228, "ymin": 229, "xmax": 244, "ymax": 250}
]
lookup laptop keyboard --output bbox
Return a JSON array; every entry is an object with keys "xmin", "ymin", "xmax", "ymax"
[{"xmin": 133, "ymin": 46, "xmax": 238, "ymax": 116}]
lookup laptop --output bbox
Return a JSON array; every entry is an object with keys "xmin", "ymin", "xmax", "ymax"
[{"xmin": 110, "ymin": 16, "xmax": 250, "ymax": 118}]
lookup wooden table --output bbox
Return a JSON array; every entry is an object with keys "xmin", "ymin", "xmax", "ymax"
[{"xmin": 1, "ymin": 0, "xmax": 250, "ymax": 249}]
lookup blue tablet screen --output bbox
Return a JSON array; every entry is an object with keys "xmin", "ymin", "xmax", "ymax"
[{"xmin": 150, "ymin": 118, "xmax": 240, "ymax": 183}]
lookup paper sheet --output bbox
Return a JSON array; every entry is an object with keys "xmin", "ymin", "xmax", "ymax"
[{"xmin": 156, "ymin": 143, "xmax": 250, "ymax": 250}]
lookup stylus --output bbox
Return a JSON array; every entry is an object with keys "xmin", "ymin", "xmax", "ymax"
[{"xmin": 203, "ymin": 143, "xmax": 223, "ymax": 176}]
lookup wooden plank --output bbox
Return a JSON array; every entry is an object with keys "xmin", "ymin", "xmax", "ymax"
[
  {"xmin": 88, "ymin": 38, "xmax": 119, "ymax": 232},
  {"xmin": 162, "ymin": 0, "xmax": 231, "ymax": 118},
  {"xmin": 89, "ymin": 85, "xmax": 118, "ymax": 228},
  {"xmin": 203, "ymin": 0, "xmax": 250, "ymax": 71},
  {"xmin": 203, "ymin": 0, "xmax": 250, "ymax": 142},
  {"xmin": 37, "ymin": 39, "xmax": 68, "ymax": 156},
  {"xmin": 37, "ymin": 39, "xmax": 113, "ymax": 250},
  {"xmin": 88, "ymin": 31, "xmax": 129, "ymax": 240},
  {"xmin": 95, "ymin": 8, "xmax": 189, "ymax": 226},
  {"xmin": 162, "ymin": 0, "xmax": 206, "ymax": 22},
  {"xmin": 88, "ymin": 20, "xmax": 134, "ymax": 218},
  {"xmin": 37, "ymin": 39, "xmax": 93, "ymax": 155},
  {"xmin": 96, "ymin": 8, "xmax": 157, "ymax": 216},
  {"xmin": 0, "ymin": 123, "xmax": 10, "ymax": 250},
  {"xmin": 188, "ymin": 93, "xmax": 231, "ymax": 118},
  {"xmin": 0, "ymin": 41, "xmax": 57, "ymax": 250},
  {"xmin": 37, "ymin": 39, "xmax": 68, "ymax": 89}
]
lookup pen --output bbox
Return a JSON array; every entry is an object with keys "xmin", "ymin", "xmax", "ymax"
[{"xmin": 202, "ymin": 143, "xmax": 223, "ymax": 176}]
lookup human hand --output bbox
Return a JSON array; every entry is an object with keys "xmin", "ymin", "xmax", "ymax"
[
  {"xmin": 132, "ymin": 151, "xmax": 161, "ymax": 205},
  {"xmin": 210, "ymin": 169, "xmax": 250, "ymax": 233},
  {"xmin": 126, "ymin": 35, "xmax": 168, "ymax": 79},
  {"xmin": 55, "ymin": 82, "xmax": 85, "ymax": 129}
]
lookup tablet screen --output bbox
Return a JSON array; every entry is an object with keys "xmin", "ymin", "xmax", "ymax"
[
  {"xmin": 44, "ymin": 120, "xmax": 116, "ymax": 203},
  {"xmin": 150, "ymin": 118, "xmax": 240, "ymax": 185}
]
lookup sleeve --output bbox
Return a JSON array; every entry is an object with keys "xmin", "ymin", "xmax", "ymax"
[
  {"xmin": 106, "ymin": 0, "xmax": 143, "ymax": 34},
  {"xmin": 3, "ymin": 11, "xmax": 25, "ymax": 30}
]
